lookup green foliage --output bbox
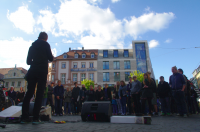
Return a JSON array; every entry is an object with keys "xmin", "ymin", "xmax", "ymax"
[
  {"xmin": 129, "ymin": 70, "xmax": 144, "ymax": 83},
  {"xmin": 81, "ymin": 79, "xmax": 94, "ymax": 90}
]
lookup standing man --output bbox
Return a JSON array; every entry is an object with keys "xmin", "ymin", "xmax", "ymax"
[
  {"xmin": 169, "ymin": 66, "xmax": 187, "ymax": 117},
  {"xmin": 47, "ymin": 82, "xmax": 54, "ymax": 115},
  {"xmin": 54, "ymin": 80, "xmax": 64, "ymax": 116},
  {"xmin": 8, "ymin": 86, "xmax": 17, "ymax": 105},
  {"xmin": 103, "ymin": 84, "xmax": 111, "ymax": 101},
  {"xmin": 127, "ymin": 76, "xmax": 133, "ymax": 115},
  {"xmin": 21, "ymin": 32, "xmax": 53, "ymax": 124},
  {"xmin": 72, "ymin": 82, "xmax": 80, "ymax": 115},
  {"xmin": 79, "ymin": 85, "xmax": 86, "ymax": 114}
]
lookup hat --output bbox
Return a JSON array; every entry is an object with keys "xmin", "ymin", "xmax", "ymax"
[{"xmin": 132, "ymin": 75, "xmax": 137, "ymax": 78}]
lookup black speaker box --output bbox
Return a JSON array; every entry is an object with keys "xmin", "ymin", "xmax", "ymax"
[{"xmin": 81, "ymin": 101, "xmax": 111, "ymax": 122}]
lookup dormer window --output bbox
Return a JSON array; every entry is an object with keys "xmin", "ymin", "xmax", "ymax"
[
  {"xmin": 75, "ymin": 53, "xmax": 78, "ymax": 58},
  {"xmin": 82, "ymin": 53, "xmax": 86, "ymax": 58},
  {"xmin": 63, "ymin": 54, "xmax": 67, "ymax": 59},
  {"xmin": 13, "ymin": 72, "xmax": 16, "ymax": 76},
  {"xmin": 91, "ymin": 53, "xmax": 94, "ymax": 58}
]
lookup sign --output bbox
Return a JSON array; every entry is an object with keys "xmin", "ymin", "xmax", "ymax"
[{"xmin": 71, "ymin": 68, "xmax": 97, "ymax": 72}]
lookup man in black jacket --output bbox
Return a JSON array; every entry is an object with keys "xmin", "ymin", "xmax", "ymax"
[
  {"xmin": 21, "ymin": 32, "xmax": 53, "ymax": 124},
  {"xmin": 7, "ymin": 86, "xmax": 16, "ymax": 105},
  {"xmin": 72, "ymin": 82, "xmax": 80, "ymax": 115},
  {"xmin": 103, "ymin": 84, "xmax": 111, "ymax": 101},
  {"xmin": 47, "ymin": 82, "xmax": 54, "ymax": 114},
  {"xmin": 157, "ymin": 76, "xmax": 171, "ymax": 116}
]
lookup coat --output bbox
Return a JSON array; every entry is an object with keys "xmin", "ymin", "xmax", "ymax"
[
  {"xmin": 141, "ymin": 80, "xmax": 154, "ymax": 99},
  {"xmin": 64, "ymin": 91, "xmax": 72, "ymax": 102}
]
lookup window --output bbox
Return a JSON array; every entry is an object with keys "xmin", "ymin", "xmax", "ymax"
[
  {"xmin": 113, "ymin": 61, "xmax": 120, "ymax": 69},
  {"xmin": 125, "ymin": 72, "xmax": 130, "ymax": 81},
  {"xmin": 73, "ymin": 74, "xmax": 77, "ymax": 82},
  {"xmin": 81, "ymin": 62, "xmax": 85, "ymax": 68},
  {"xmin": 75, "ymin": 53, "xmax": 78, "ymax": 58},
  {"xmin": 52, "ymin": 64, "xmax": 55, "ymax": 68},
  {"xmin": 82, "ymin": 54, "xmax": 86, "ymax": 58},
  {"xmin": 103, "ymin": 50, "xmax": 108, "ymax": 58},
  {"xmin": 17, "ymin": 81, "xmax": 21, "ymax": 87},
  {"xmin": 73, "ymin": 63, "xmax": 77, "ymax": 68},
  {"xmin": 52, "ymin": 75, "xmax": 54, "ymax": 82},
  {"xmin": 63, "ymin": 54, "xmax": 67, "ymax": 59},
  {"xmin": 135, "ymin": 43, "xmax": 147, "ymax": 73},
  {"xmin": 89, "ymin": 73, "xmax": 94, "ymax": 81},
  {"xmin": 90, "ymin": 62, "xmax": 94, "ymax": 68},
  {"xmin": 49, "ymin": 75, "xmax": 51, "ymax": 81},
  {"xmin": 124, "ymin": 61, "xmax": 131, "ymax": 69},
  {"xmin": 103, "ymin": 72, "xmax": 109, "ymax": 82},
  {"xmin": 13, "ymin": 72, "xmax": 16, "ymax": 76},
  {"xmin": 91, "ymin": 53, "xmax": 94, "ymax": 58},
  {"xmin": 12, "ymin": 82, "xmax": 15, "ymax": 87},
  {"xmin": 81, "ymin": 74, "xmax": 86, "ymax": 81},
  {"xmin": 103, "ymin": 61, "xmax": 109, "ymax": 69},
  {"xmin": 61, "ymin": 74, "xmax": 65, "ymax": 84},
  {"xmin": 114, "ymin": 72, "xmax": 120, "ymax": 82},
  {"xmin": 124, "ymin": 50, "xmax": 129, "ymax": 57},
  {"xmin": 62, "ymin": 63, "xmax": 66, "ymax": 68},
  {"xmin": 113, "ymin": 50, "xmax": 118, "ymax": 57},
  {"xmin": 5, "ymin": 82, "xmax": 9, "ymax": 87}
]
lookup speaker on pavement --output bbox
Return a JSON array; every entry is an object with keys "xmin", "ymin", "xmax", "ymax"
[{"xmin": 81, "ymin": 101, "xmax": 111, "ymax": 122}]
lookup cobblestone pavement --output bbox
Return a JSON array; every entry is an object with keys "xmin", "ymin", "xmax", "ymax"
[{"xmin": 0, "ymin": 114, "xmax": 200, "ymax": 132}]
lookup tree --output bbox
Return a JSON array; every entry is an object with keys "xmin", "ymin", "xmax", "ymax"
[
  {"xmin": 129, "ymin": 70, "xmax": 144, "ymax": 83},
  {"xmin": 81, "ymin": 79, "xmax": 94, "ymax": 90}
]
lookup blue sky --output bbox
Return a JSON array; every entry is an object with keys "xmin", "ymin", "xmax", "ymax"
[{"xmin": 0, "ymin": 0, "xmax": 200, "ymax": 81}]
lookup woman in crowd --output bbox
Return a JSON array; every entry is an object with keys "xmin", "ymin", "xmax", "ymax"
[
  {"xmin": 141, "ymin": 73, "xmax": 154, "ymax": 116},
  {"xmin": 95, "ymin": 85, "xmax": 104, "ymax": 101},
  {"xmin": 114, "ymin": 82, "xmax": 122, "ymax": 114},
  {"xmin": 86, "ymin": 85, "xmax": 95, "ymax": 101},
  {"xmin": 64, "ymin": 88, "xmax": 72, "ymax": 115},
  {"xmin": 118, "ymin": 80, "xmax": 127, "ymax": 115},
  {"xmin": 16, "ymin": 87, "xmax": 25, "ymax": 105}
]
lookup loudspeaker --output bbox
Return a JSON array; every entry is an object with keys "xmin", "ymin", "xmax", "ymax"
[
  {"xmin": 81, "ymin": 101, "xmax": 111, "ymax": 122},
  {"xmin": 17, "ymin": 102, "xmax": 34, "ymax": 116}
]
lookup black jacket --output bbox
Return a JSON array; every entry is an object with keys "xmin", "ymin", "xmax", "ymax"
[
  {"xmin": 8, "ymin": 90, "xmax": 17, "ymax": 101},
  {"xmin": 157, "ymin": 81, "xmax": 171, "ymax": 98},
  {"xmin": 151, "ymin": 78, "xmax": 157, "ymax": 93},
  {"xmin": 103, "ymin": 88, "xmax": 111, "ymax": 99},
  {"xmin": 27, "ymin": 39, "xmax": 53, "ymax": 73},
  {"xmin": 47, "ymin": 85, "xmax": 54, "ymax": 98},
  {"xmin": 54, "ymin": 85, "xmax": 64, "ymax": 99},
  {"xmin": 72, "ymin": 86, "xmax": 80, "ymax": 99},
  {"xmin": 16, "ymin": 92, "xmax": 25, "ymax": 102},
  {"xmin": 141, "ymin": 80, "xmax": 154, "ymax": 98},
  {"xmin": 86, "ymin": 90, "xmax": 95, "ymax": 101},
  {"xmin": 95, "ymin": 90, "xmax": 105, "ymax": 101}
]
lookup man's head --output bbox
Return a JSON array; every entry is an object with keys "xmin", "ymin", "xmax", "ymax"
[
  {"xmin": 132, "ymin": 75, "xmax": 137, "ymax": 81},
  {"xmin": 38, "ymin": 32, "xmax": 48, "ymax": 41},
  {"xmin": 178, "ymin": 68, "xmax": 183, "ymax": 74},
  {"xmin": 98, "ymin": 85, "xmax": 101, "ymax": 90},
  {"xmin": 147, "ymin": 71, "xmax": 151, "ymax": 76},
  {"xmin": 58, "ymin": 80, "xmax": 61, "ymax": 86},
  {"xmin": 10, "ymin": 86, "xmax": 14, "ymax": 91},
  {"xmin": 82, "ymin": 85, "xmax": 85, "ymax": 88},
  {"xmin": 51, "ymin": 82, "xmax": 54, "ymax": 87},
  {"xmin": 160, "ymin": 76, "xmax": 164, "ymax": 82},
  {"xmin": 74, "ymin": 82, "xmax": 77, "ymax": 87},
  {"xmin": 172, "ymin": 66, "xmax": 178, "ymax": 74},
  {"xmin": 129, "ymin": 76, "xmax": 132, "ymax": 82},
  {"xmin": 105, "ymin": 84, "xmax": 108, "ymax": 88}
]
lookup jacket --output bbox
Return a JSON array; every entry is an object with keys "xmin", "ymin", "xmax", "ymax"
[
  {"xmin": 141, "ymin": 80, "xmax": 154, "ymax": 98},
  {"xmin": 151, "ymin": 78, "xmax": 157, "ymax": 93},
  {"xmin": 64, "ymin": 91, "xmax": 72, "ymax": 102},
  {"xmin": 126, "ymin": 82, "xmax": 132, "ymax": 96},
  {"xmin": 112, "ymin": 99, "xmax": 117, "ymax": 105},
  {"xmin": 103, "ymin": 88, "xmax": 111, "ymax": 99},
  {"xmin": 72, "ymin": 86, "xmax": 80, "ymax": 99},
  {"xmin": 54, "ymin": 85, "xmax": 64, "ymax": 99},
  {"xmin": 118, "ymin": 85, "xmax": 127, "ymax": 98},
  {"xmin": 79, "ymin": 89, "xmax": 85, "ymax": 99},
  {"xmin": 8, "ymin": 90, "xmax": 17, "ymax": 101},
  {"xmin": 95, "ymin": 90, "xmax": 105, "ymax": 101},
  {"xmin": 43, "ymin": 87, "xmax": 48, "ymax": 98},
  {"xmin": 86, "ymin": 90, "xmax": 95, "ymax": 101},
  {"xmin": 157, "ymin": 81, "xmax": 171, "ymax": 98},
  {"xmin": 16, "ymin": 92, "xmax": 25, "ymax": 102},
  {"xmin": 131, "ymin": 80, "xmax": 142, "ymax": 94},
  {"xmin": 27, "ymin": 39, "xmax": 53, "ymax": 73},
  {"xmin": 169, "ymin": 73, "xmax": 186, "ymax": 90},
  {"xmin": 47, "ymin": 85, "xmax": 54, "ymax": 98}
]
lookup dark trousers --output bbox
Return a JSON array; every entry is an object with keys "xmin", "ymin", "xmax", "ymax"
[
  {"xmin": 185, "ymin": 95, "xmax": 193, "ymax": 114},
  {"xmin": 55, "ymin": 99, "xmax": 63, "ymax": 114},
  {"xmin": 112, "ymin": 104, "xmax": 118, "ymax": 114},
  {"xmin": 170, "ymin": 97, "xmax": 177, "ymax": 114},
  {"xmin": 72, "ymin": 99, "xmax": 79, "ymax": 114},
  {"xmin": 160, "ymin": 97, "xmax": 170, "ymax": 114},
  {"xmin": 47, "ymin": 97, "xmax": 54, "ymax": 114},
  {"xmin": 141, "ymin": 98, "xmax": 152, "ymax": 115},
  {"xmin": 22, "ymin": 71, "xmax": 47, "ymax": 120},
  {"xmin": 127, "ymin": 96, "xmax": 132, "ymax": 114},
  {"xmin": 172, "ymin": 91, "xmax": 187, "ymax": 115},
  {"xmin": 79, "ymin": 100, "xmax": 84, "ymax": 113},
  {"xmin": 120, "ymin": 96, "xmax": 126, "ymax": 114},
  {"xmin": 132, "ymin": 94, "xmax": 141, "ymax": 114}
]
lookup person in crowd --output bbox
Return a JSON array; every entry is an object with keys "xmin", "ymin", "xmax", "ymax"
[
  {"xmin": 64, "ymin": 88, "xmax": 72, "ymax": 115},
  {"xmin": 47, "ymin": 82, "xmax": 54, "ymax": 114},
  {"xmin": 95, "ymin": 85, "xmax": 104, "ymax": 101},
  {"xmin": 70, "ymin": 87, "xmax": 74, "ymax": 115},
  {"xmin": 16, "ymin": 87, "xmax": 25, "ymax": 105},
  {"xmin": 79, "ymin": 85, "xmax": 85, "ymax": 114},
  {"xmin": 118, "ymin": 80, "xmax": 127, "ymax": 115},
  {"xmin": 103, "ymin": 84, "xmax": 111, "ymax": 101},
  {"xmin": 131, "ymin": 75, "xmax": 142, "ymax": 116},
  {"xmin": 21, "ymin": 32, "xmax": 53, "ymax": 124},
  {"xmin": 8, "ymin": 86, "xmax": 17, "ymax": 105},
  {"xmin": 115, "ymin": 82, "xmax": 122, "ymax": 114},
  {"xmin": 190, "ymin": 87, "xmax": 200, "ymax": 114},
  {"xmin": 86, "ymin": 85, "xmax": 95, "ymax": 101},
  {"xmin": 127, "ymin": 76, "xmax": 133, "ymax": 115},
  {"xmin": 54, "ymin": 80, "xmax": 64, "ymax": 116},
  {"xmin": 41, "ymin": 85, "xmax": 48, "ymax": 106},
  {"xmin": 169, "ymin": 66, "xmax": 187, "ymax": 117},
  {"xmin": 72, "ymin": 82, "xmax": 80, "ymax": 115},
  {"xmin": 141, "ymin": 73, "xmax": 154, "ymax": 116},
  {"xmin": 157, "ymin": 76, "xmax": 171, "ymax": 116},
  {"xmin": 112, "ymin": 95, "xmax": 118, "ymax": 115},
  {"xmin": 147, "ymin": 72, "xmax": 158, "ymax": 116},
  {"xmin": 94, "ymin": 87, "xmax": 98, "ymax": 93}
]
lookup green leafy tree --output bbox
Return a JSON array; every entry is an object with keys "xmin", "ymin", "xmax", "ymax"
[
  {"xmin": 129, "ymin": 70, "xmax": 144, "ymax": 83},
  {"xmin": 81, "ymin": 79, "xmax": 94, "ymax": 90}
]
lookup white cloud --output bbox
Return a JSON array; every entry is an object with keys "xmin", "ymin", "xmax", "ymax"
[
  {"xmin": 111, "ymin": 0, "xmax": 120, "ymax": 3},
  {"xmin": 55, "ymin": 43, "xmax": 58, "ymax": 46},
  {"xmin": 165, "ymin": 38, "xmax": 172, "ymax": 43},
  {"xmin": 62, "ymin": 39, "xmax": 73, "ymax": 43},
  {"xmin": 7, "ymin": 6, "xmax": 35, "ymax": 34},
  {"xmin": 51, "ymin": 48, "xmax": 57, "ymax": 57},
  {"xmin": 77, "ymin": 47, "xmax": 82, "ymax": 50},
  {"xmin": 149, "ymin": 40, "xmax": 159, "ymax": 49},
  {"xmin": 124, "ymin": 12, "xmax": 175, "ymax": 39},
  {"xmin": 145, "ymin": 6, "xmax": 150, "ymax": 12}
]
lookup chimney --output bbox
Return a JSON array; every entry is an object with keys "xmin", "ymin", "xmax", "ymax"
[
  {"xmin": 69, "ymin": 47, "xmax": 71, "ymax": 51},
  {"xmin": 82, "ymin": 47, "xmax": 84, "ymax": 51}
]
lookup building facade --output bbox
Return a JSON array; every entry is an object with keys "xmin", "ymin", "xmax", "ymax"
[{"xmin": 48, "ymin": 48, "xmax": 98, "ymax": 88}]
